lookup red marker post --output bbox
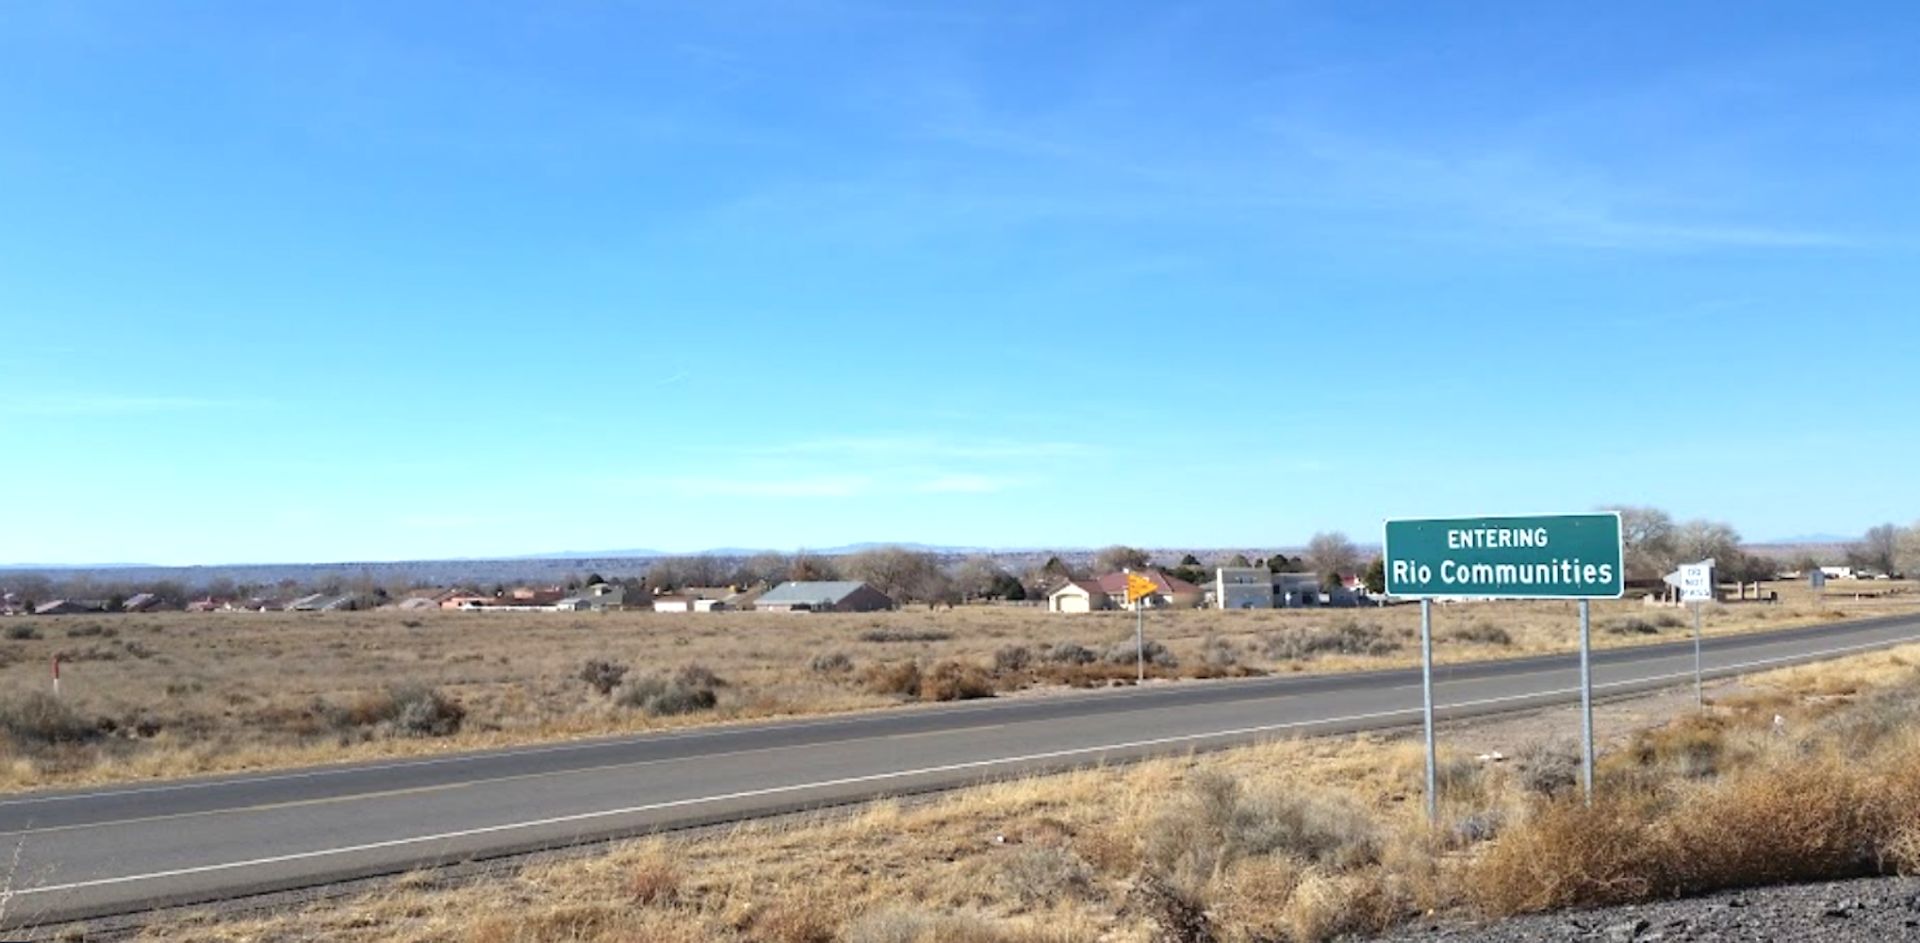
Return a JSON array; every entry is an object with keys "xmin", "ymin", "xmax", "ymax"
[{"xmin": 52, "ymin": 654, "xmax": 62, "ymax": 697}]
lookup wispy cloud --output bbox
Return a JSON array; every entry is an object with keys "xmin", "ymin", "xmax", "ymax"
[
  {"xmin": 0, "ymin": 394, "xmax": 247, "ymax": 417},
  {"xmin": 738, "ymin": 435, "xmax": 1097, "ymax": 461},
  {"xmin": 1269, "ymin": 125, "xmax": 1851, "ymax": 252}
]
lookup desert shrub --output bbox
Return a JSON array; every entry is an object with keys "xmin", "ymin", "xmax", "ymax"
[
  {"xmin": 619, "ymin": 670, "xmax": 722, "ymax": 717},
  {"xmin": 1444, "ymin": 620, "xmax": 1512, "ymax": 646},
  {"xmin": 1200, "ymin": 634, "xmax": 1238, "ymax": 668},
  {"xmin": 1512, "ymin": 740, "xmax": 1581, "ymax": 799},
  {"xmin": 1129, "ymin": 873, "xmax": 1217, "ymax": 943},
  {"xmin": 750, "ymin": 894, "xmax": 838, "ymax": 943},
  {"xmin": 995, "ymin": 846, "xmax": 1094, "ymax": 905},
  {"xmin": 1264, "ymin": 619, "xmax": 1399, "ymax": 660},
  {"xmin": 1475, "ymin": 753, "xmax": 1888, "ymax": 916},
  {"xmin": 858, "ymin": 628, "xmax": 952, "ymax": 643},
  {"xmin": 1654, "ymin": 611, "xmax": 1688, "ymax": 629},
  {"xmin": 1041, "ymin": 642, "xmax": 1097, "ymax": 665},
  {"xmin": 862, "ymin": 661, "xmax": 923, "ymax": 698},
  {"xmin": 920, "ymin": 660, "xmax": 995, "ymax": 701},
  {"xmin": 1814, "ymin": 675, "xmax": 1920, "ymax": 753},
  {"xmin": 389, "ymin": 685, "xmax": 466, "ymax": 737},
  {"xmin": 64, "ymin": 623, "xmax": 115, "ymax": 639},
  {"xmin": 4, "ymin": 624, "xmax": 41, "ymax": 641},
  {"xmin": 1603, "ymin": 616, "xmax": 1662, "ymax": 636},
  {"xmin": 578, "ymin": 658, "xmax": 630, "ymax": 696},
  {"xmin": 1615, "ymin": 714, "xmax": 1737, "ymax": 779},
  {"xmin": 1469, "ymin": 795, "xmax": 1660, "ymax": 915},
  {"xmin": 675, "ymin": 663, "xmax": 724, "ymax": 690},
  {"xmin": 992, "ymin": 645, "xmax": 1032, "ymax": 672},
  {"xmin": 1142, "ymin": 771, "xmax": 1380, "ymax": 893},
  {"xmin": 809, "ymin": 650, "xmax": 854, "ymax": 674},
  {"xmin": 626, "ymin": 852, "xmax": 680, "ymax": 906},
  {"xmin": 1104, "ymin": 638, "xmax": 1177, "ymax": 668},
  {"xmin": 0, "ymin": 691, "xmax": 99, "ymax": 746}
]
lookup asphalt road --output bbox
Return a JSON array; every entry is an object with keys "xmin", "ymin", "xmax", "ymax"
[{"xmin": 5, "ymin": 612, "xmax": 1920, "ymax": 930}]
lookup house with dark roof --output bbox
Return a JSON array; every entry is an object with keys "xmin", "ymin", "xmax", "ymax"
[
  {"xmin": 121, "ymin": 593, "xmax": 164, "ymax": 613},
  {"xmin": 1101, "ymin": 570, "xmax": 1205, "ymax": 611},
  {"xmin": 34, "ymin": 599, "xmax": 103, "ymax": 616},
  {"xmin": 753, "ymin": 581, "xmax": 893, "ymax": 613}
]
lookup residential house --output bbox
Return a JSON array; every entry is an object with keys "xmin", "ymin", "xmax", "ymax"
[
  {"xmin": 1094, "ymin": 570, "xmax": 1204, "ymax": 611},
  {"xmin": 34, "ymin": 599, "xmax": 101, "ymax": 616},
  {"xmin": 1047, "ymin": 579, "xmax": 1111, "ymax": 613},
  {"xmin": 754, "ymin": 581, "xmax": 894, "ymax": 613},
  {"xmin": 554, "ymin": 583, "xmax": 626, "ymax": 612},
  {"xmin": 654, "ymin": 585, "xmax": 739, "ymax": 613},
  {"xmin": 1214, "ymin": 568, "xmax": 1273, "ymax": 610},
  {"xmin": 185, "ymin": 597, "xmax": 231, "ymax": 613},
  {"xmin": 394, "ymin": 597, "xmax": 440, "ymax": 611},
  {"xmin": 511, "ymin": 586, "xmax": 568, "ymax": 606},
  {"xmin": 1211, "ymin": 570, "xmax": 1328, "ymax": 609},
  {"xmin": 121, "ymin": 593, "xmax": 164, "ymax": 613}
]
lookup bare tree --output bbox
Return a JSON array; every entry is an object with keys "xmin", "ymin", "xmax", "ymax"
[
  {"xmin": 1094, "ymin": 545, "xmax": 1151, "ymax": 573},
  {"xmin": 1897, "ymin": 524, "xmax": 1920, "ymax": 581},
  {"xmin": 1303, "ymin": 532, "xmax": 1360, "ymax": 586},
  {"xmin": 1607, "ymin": 505, "xmax": 1678, "ymax": 582},
  {"xmin": 841, "ymin": 546, "xmax": 940, "ymax": 605},
  {"xmin": 788, "ymin": 551, "xmax": 842, "ymax": 583},
  {"xmin": 1847, "ymin": 524, "xmax": 1902, "ymax": 576},
  {"xmin": 952, "ymin": 556, "xmax": 1007, "ymax": 602},
  {"xmin": 731, "ymin": 552, "xmax": 791, "ymax": 587},
  {"xmin": 1674, "ymin": 519, "xmax": 1742, "ymax": 566}
]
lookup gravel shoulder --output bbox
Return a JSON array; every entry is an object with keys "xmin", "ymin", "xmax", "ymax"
[{"xmin": 1377, "ymin": 875, "xmax": 1920, "ymax": 942}]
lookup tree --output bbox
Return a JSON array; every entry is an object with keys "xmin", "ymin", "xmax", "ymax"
[
  {"xmin": 1608, "ymin": 505, "xmax": 1678, "ymax": 582},
  {"xmin": 1094, "ymin": 545, "xmax": 1152, "ymax": 573},
  {"xmin": 1303, "ymin": 532, "xmax": 1360, "ymax": 586},
  {"xmin": 584, "ymin": 572, "xmax": 607, "ymax": 587},
  {"xmin": 789, "ymin": 551, "xmax": 841, "ymax": 583},
  {"xmin": 1673, "ymin": 519, "xmax": 1742, "ymax": 567},
  {"xmin": 1364, "ymin": 557, "xmax": 1386, "ymax": 594},
  {"xmin": 1897, "ymin": 524, "xmax": 1920, "ymax": 582},
  {"xmin": 1179, "ymin": 553, "xmax": 1201, "ymax": 567},
  {"xmin": 842, "ymin": 546, "xmax": 941, "ymax": 606},
  {"xmin": 1226, "ymin": 553, "xmax": 1253, "ymax": 568},
  {"xmin": 952, "ymin": 556, "xmax": 1008, "ymax": 601},
  {"xmin": 1847, "ymin": 524, "xmax": 1902, "ymax": 576},
  {"xmin": 732, "ymin": 552, "xmax": 792, "ymax": 587},
  {"xmin": 993, "ymin": 573, "xmax": 1027, "ymax": 601}
]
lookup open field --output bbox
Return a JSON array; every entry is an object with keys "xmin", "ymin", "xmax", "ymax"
[
  {"xmin": 0, "ymin": 580, "xmax": 1913, "ymax": 793},
  {"xmin": 90, "ymin": 630, "xmax": 1920, "ymax": 942}
]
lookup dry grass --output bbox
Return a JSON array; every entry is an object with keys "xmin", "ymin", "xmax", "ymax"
[
  {"xmin": 0, "ymin": 580, "xmax": 1913, "ymax": 792},
  {"xmin": 109, "ymin": 640, "xmax": 1920, "ymax": 943}
]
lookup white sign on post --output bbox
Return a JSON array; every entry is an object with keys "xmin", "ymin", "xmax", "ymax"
[{"xmin": 1678, "ymin": 562, "xmax": 1714, "ymax": 603}]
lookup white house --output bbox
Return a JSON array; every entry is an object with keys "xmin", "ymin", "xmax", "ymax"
[{"xmin": 1048, "ymin": 579, "xmax": 1111, "ymax": 613}]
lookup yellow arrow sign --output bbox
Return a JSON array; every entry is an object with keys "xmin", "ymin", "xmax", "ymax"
[{"xmin": 1125, "ymin": 573, "xmax": 1157, "ymax": 603}]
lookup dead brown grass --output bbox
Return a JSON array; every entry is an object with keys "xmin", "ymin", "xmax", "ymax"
[
  {"xmin": 110, "ymin": 640, "xmax": 1920, "ymax": 943},
  {"xmin": 0, "ymin": 580, "xmax": 1912, "ymax": 792}
]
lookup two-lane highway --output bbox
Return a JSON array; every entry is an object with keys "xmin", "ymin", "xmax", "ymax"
[{"xmin": 6, "ymin": 613, "xmax": 1920, "ymax": 929}]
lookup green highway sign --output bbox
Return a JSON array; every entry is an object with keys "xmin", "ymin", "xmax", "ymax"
[{"xmin": 1383, "ymin": 513, "xmax": 1624, "ymax": 599}]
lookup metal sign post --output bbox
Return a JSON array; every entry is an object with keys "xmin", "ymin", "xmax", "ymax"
[
  {"xmin": 1693, "ymin": 602, "xmax": 1704, "ymax": 709},
  {"xmin": 1672, "ymin": 560, "xmax": 1715, "ymax": 711},
  {"xmin": 1421, "ymin": 597, "xmax": 1437, "ymax": 825},
  {"xmin": 1385, "ymin": 512, "xmax": 1625, "ymax": 818},
  {"xmin": 1579, "ymin": 599, "xmax": 1594, "ymax": 803},
  {"xmin": 1135, "ymin": 602, "xmax": 1145, "ymax": 683}
]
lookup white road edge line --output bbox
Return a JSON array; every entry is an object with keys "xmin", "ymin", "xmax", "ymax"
[{"xmin": 13, "ymin": 633, "xmax": 1907, "ymax": 898}]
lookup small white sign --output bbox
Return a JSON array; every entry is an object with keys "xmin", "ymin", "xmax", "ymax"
[{"xmin": 1678, "ymin": 561, "xmax": 1714, "ymax": 603}]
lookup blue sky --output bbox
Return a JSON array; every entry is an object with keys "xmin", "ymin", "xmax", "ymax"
[{"xmin": 2, "ymin": 2, "xmax": 1916, "ymax": 565}]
